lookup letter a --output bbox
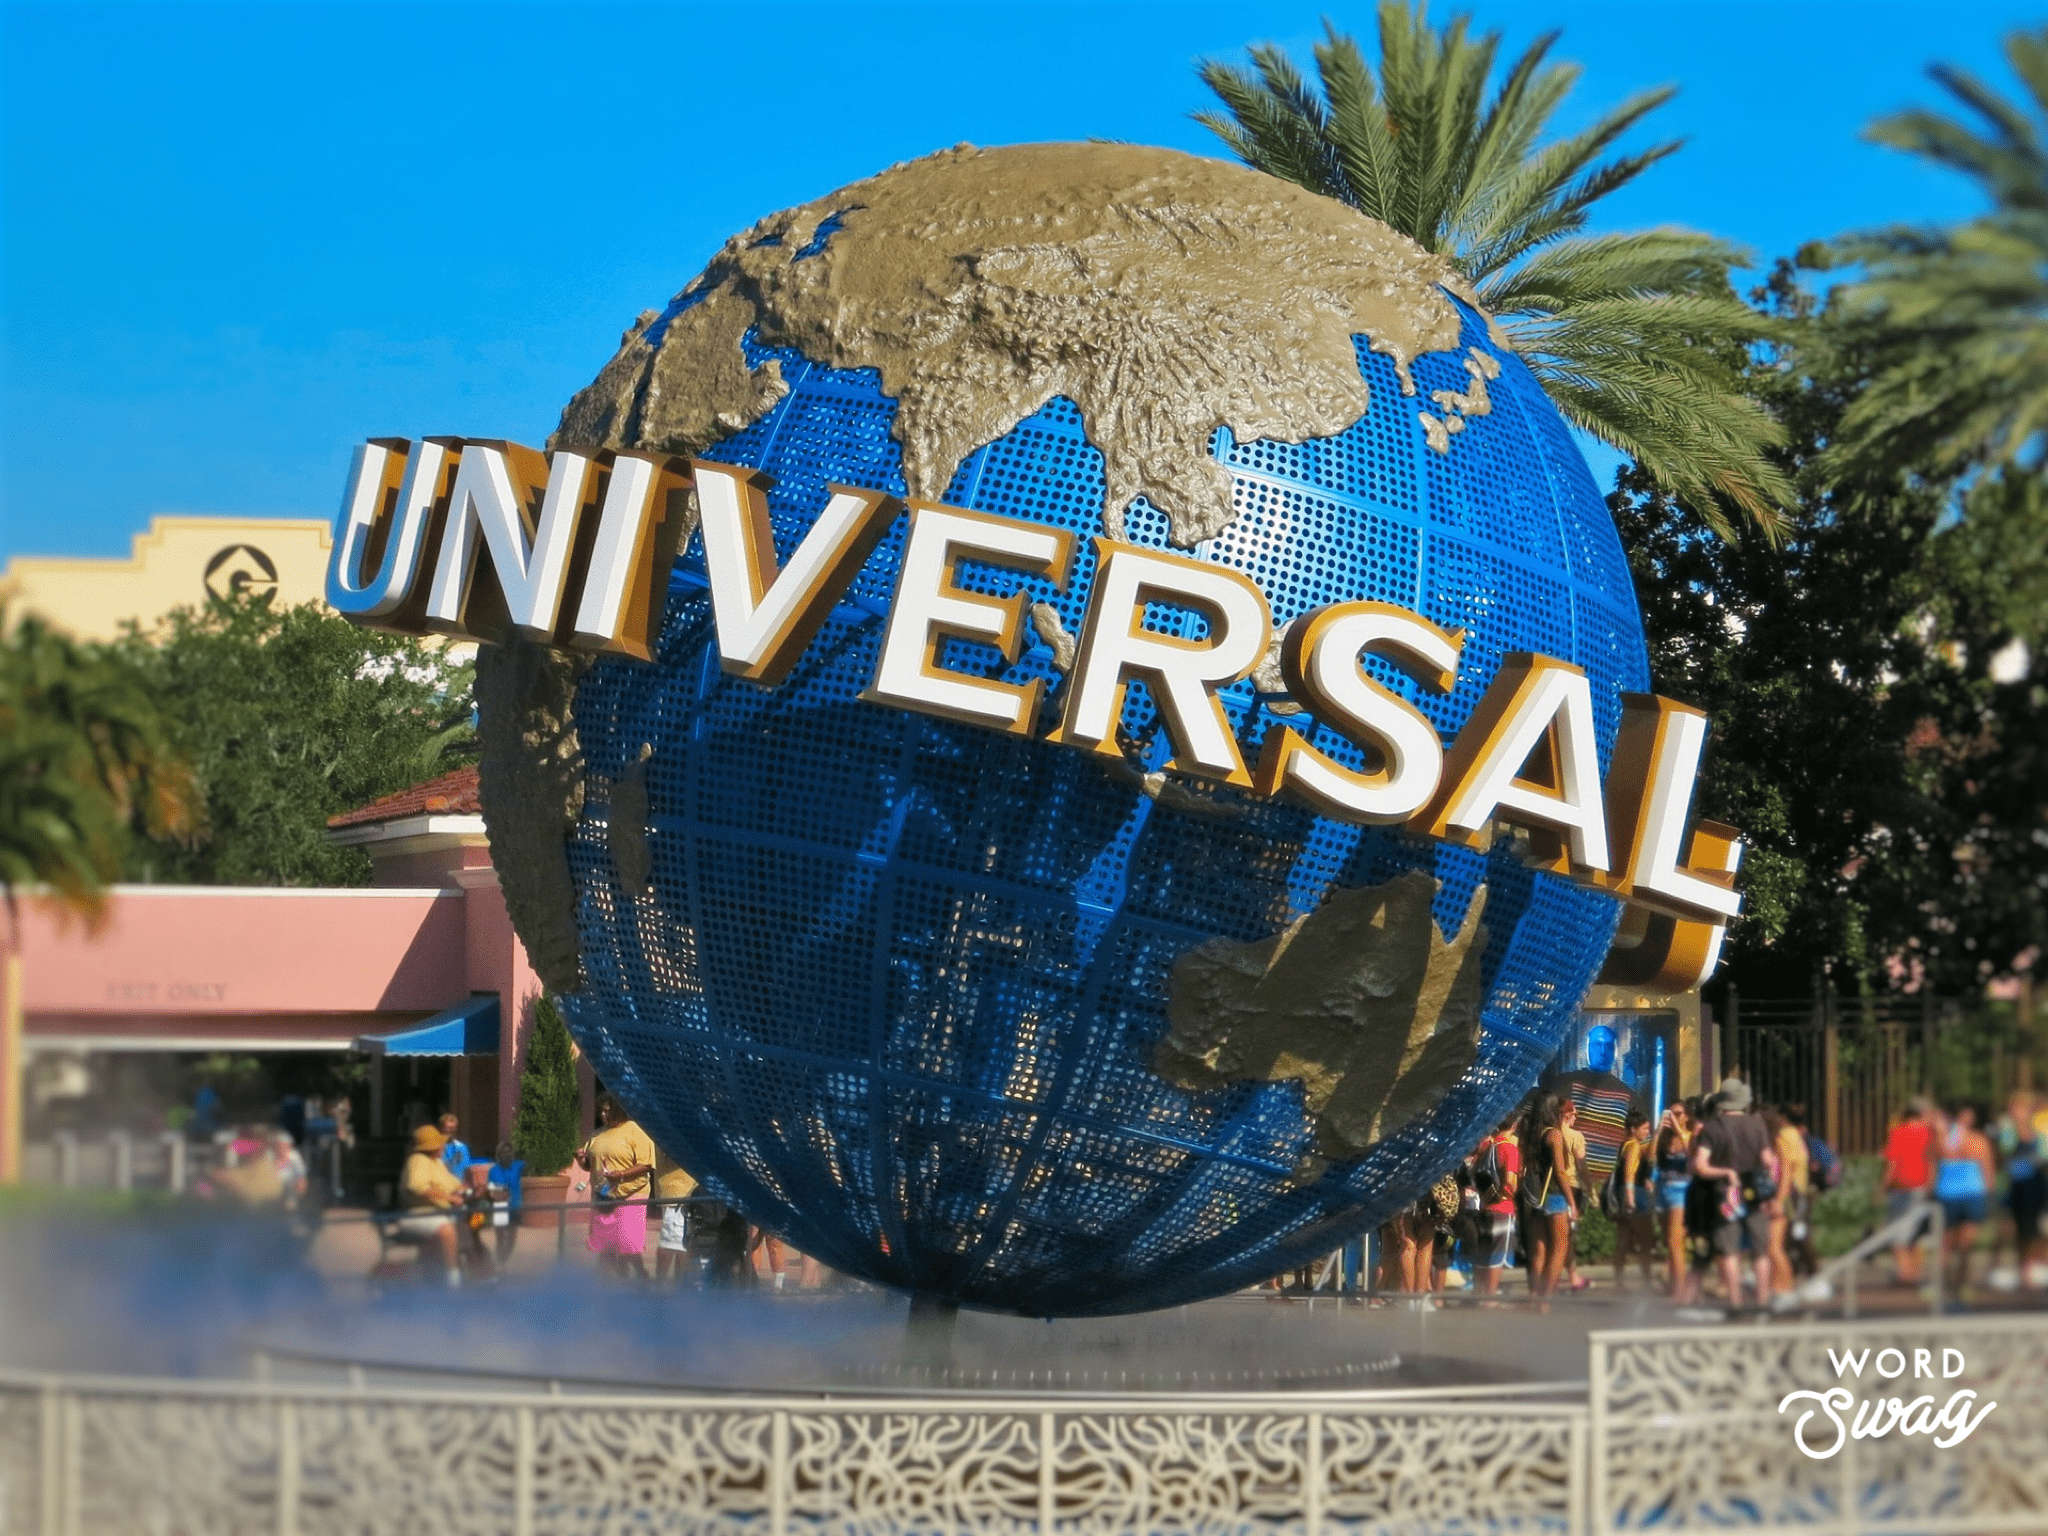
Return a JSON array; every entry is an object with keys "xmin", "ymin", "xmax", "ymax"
[{"xmin": 1410, "ymin": 653, "xmax": 1611, "ymax": 876}]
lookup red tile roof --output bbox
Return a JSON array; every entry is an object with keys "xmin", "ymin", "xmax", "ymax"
[{"xmin": 328, "ymin": 765, "xmax": 482, "ymax": 828}]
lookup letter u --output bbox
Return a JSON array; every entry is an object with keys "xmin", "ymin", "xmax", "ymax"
[{"xmin": 326, "ymin": 438, "xmax": 456, "ymax": 619}]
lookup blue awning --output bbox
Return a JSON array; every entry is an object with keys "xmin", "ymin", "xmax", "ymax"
[{"xmin": 353, "ymin": 995, "xmax": 500, "ymax": 1057}]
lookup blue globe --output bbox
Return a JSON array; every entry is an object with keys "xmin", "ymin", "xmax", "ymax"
[{"xmin": 550, "ymin": 149, "xmax": 1647, "ymax": 1315}]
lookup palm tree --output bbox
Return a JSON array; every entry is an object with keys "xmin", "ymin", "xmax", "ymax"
[
  {"xmin": 1195, "ymin": 2, "xmax": 1789, "ymax": 540},
  {"xmin": 1822, "ymin": 27, "xmax": 2048, "ymax": 485},
  {"xmin": 0, "ymin": 721, "xmax": 119, "ymax": 922},
  {"xmin": 0, "ymin": 615, "xmax": 203, "ymax": 925}
]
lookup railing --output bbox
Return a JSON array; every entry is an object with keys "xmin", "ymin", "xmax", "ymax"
[
  {"xmin": 1773, "ymin": 1193, "xmax": 1946, "ymax": 1319},
  {"xmin": 18, "ymin": 1131, "xmax": 346, "ymax": 1200},
  {"xmin": 6, "ymin": 1312, "xmax": 2045, "ymax": 1533},
  {"xmin": 1723, "ymin": 991, "xmax": 2040, "ymax": 1156},
  {"xmin": 1591, "ymin": 1313, "xmax": 2048, "ymax": 1534},
  {"xmin": 0, "ymin": 1368, "xmax": 1585, "ymax": 1535},
  {"xmin": 22, "ymin": 1130, "xmax": 197, "ymax": 1193}
]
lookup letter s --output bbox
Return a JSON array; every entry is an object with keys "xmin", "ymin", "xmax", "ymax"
[{"xmin": 1779, "ymin": 1387, "xmax": 1852, "ymax": 1460}]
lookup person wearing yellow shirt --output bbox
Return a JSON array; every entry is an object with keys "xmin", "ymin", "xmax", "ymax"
[
  {"xmin": 1614, "ymin": 1109, "xmax": 1659, "ymax": 1289},
  {"xmin": 1560, "ymin": 1113, "xmax": 1589, "ymax": 1293},
  {"xmin": 577, "ymin": 1094, "xmax": 656, "ymax": 1277},
  {"xmin": 653, "ymin": 1146, "xmax": 700, "ymax": 1286},
  {"xmin": 1773, "ymin": 1106, "xmax": 1814, "ymax": 1289},
  {"xmin": 397, "ymin": 1123, "xmax": 467, "ymax": 1285}
]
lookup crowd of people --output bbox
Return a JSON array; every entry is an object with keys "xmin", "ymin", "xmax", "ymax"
[
  {"xmin": 1374, "ymin": 1079, "xmax": 2048, "ymax": 1309},
  {"xmin": 375, "ymin": 1076, "xmax": 2048, "ymax": 1306},
  {"xmin": 1877, "ymin": 1090, "xmax": 2048, "ymax": 1294},
  {"xmin": 391, "ymin": 1094, "xmax": 825, "ymax": 1291}
]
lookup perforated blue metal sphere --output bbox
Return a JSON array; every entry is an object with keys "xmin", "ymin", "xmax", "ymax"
[{"xmin": 558, "ymin": 301, "xmax": 1646, "ymax": 1315}]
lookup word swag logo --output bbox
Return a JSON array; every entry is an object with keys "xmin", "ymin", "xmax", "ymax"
[{"xmin": 1777, "ymin": 1346, "xmax": 1998, "ymax": 1460}]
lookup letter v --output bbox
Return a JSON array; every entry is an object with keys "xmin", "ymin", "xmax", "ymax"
[{"xmin": 694, "ymin": 461, "xmax": 903, "ymax": 685}]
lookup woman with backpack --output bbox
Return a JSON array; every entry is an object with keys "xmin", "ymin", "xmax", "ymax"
[
  {"xmin": 1468, "ymin": 1116, "xmax": 1521, "ymax": 1298},
  {"xmin": 1518, "ymin": 1094, "xmax": 1577, "ymax": 1299},
  {"xmin": 1762, "ymin": 1107, "xmax": 1805, "ymax": 1292}
]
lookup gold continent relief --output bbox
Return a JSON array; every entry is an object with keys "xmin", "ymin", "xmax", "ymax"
[
  {"xmin": 1152, "ymin": 873, "xmax": 1489, "ymax": 1175},
  {"xmin": 556, "ymin": 141, "xmax": 1501, "ymax": 547}
]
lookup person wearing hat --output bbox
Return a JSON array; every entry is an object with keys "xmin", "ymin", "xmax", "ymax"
[
  {"xmin": 398, "ymin": 1122, "xmax": 467, "ymax": 1285},
  {"xmin": 1691, "ymin": 1076, "xmax": 1779, "ymax": 1311}
]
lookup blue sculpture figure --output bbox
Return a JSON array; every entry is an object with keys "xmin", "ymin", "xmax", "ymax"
[{"xmin": 522, "ymin": 145, "xmax": 1650, "ymax": 1315}]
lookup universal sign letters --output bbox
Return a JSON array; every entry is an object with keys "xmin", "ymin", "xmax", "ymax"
[{"xmin": 328, "ymin": 438, "xmax": 1743, "ymax": 982}]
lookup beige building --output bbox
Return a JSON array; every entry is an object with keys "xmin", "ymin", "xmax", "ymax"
[{"xmin": 1, "ymin": 515, "xmax": 333, "ymax": 640}]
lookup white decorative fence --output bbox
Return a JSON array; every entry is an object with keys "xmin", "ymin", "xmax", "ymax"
[
  {"xmin": 0, "ymin": 1374, "xmax": 1580, "ymax": 1536},
  {"xmin": 1591, "ymin": 1314, "xmax": 2048, "ymax": 1535},
  {"xmin": 3, "ymin": 1315, "xmax": 2045, "ymax": 1534}
]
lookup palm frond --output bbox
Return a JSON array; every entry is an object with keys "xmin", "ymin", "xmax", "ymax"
[
  {"xmin": 1195, "ymin": 0, "xmax": 1785, "ymax": 542},
  {"xmin": 1312, "ymin": 26, "xmax": 1402, "ymax": 223},
  {"xmin": 1193, "ymin": 54, "xmax": 1343, "ymax": 201},
  {"xmin": 1824, "ymin": 24, "xmax": 2048, "ymax": 482}
]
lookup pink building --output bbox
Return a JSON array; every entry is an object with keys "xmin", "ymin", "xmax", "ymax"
[{"xmin": 1, "ymin": 767, "xmax": 571, "ymax": 1182}]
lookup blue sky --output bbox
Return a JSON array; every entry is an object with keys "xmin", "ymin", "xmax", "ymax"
[{"xmin": 1, "ymin": 0, "xmax": 2039, "ymax": 560}]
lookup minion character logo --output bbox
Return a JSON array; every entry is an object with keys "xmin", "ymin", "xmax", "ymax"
[{"xmin": 204, "ymin": 543, "xmax": 279, "ymax": 604}]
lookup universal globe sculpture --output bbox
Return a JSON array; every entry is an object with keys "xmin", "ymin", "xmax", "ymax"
[{"xmin": 478, "ymin": 144, "xmax": 1648, "ymax": 1316}]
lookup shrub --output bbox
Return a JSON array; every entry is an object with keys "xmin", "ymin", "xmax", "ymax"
[
  {"xmin": 1812, "ymin": 1155, "xmax": 1887, "ymax": 1258},
  {"xmin": 509, "ymin": 996, "xmax": 580, "ymax": 1175},
  {"xmin": 1575, "ymin": 1205, "xmax": 1617, "ymax": 1263}
]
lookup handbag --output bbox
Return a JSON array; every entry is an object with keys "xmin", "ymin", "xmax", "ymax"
[{"xmin": 1427, "ymin": 1173, "xmax": 1462, "ymax": 1226}]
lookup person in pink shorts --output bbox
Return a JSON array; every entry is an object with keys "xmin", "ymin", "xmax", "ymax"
[{"xmin": 577, "ymin": 1094, "xmax": 655, "ymax": 1278}]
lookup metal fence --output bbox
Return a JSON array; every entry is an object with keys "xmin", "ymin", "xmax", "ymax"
[
  {"xmin": 1593, "ymin": 1313, "xmax": 2048, "ymax": 1534},
  {"xmin": 1723, "ymin": 991, "xmax": 2041, "ymax": 1155},
  {"xmin": 4, "ymin": 1312, "xmax": 2044, "ymax": 1534},
  {"xmin": 17, "ymin": 1132, "xmax": 348, "ymax": 1201},
  {"xmin": 0, "ymin": 1373, "xmax": 1584, "ymax": 1535}
]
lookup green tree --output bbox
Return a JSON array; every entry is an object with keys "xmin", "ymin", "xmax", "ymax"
[
  {"xmin": 116, "ymin": 593, "xmax": 474, "ymax": 886},
  {"xmin": 1612, "ymin": 263, "xmax": 2048, "ymax": 997},
  {"xmin": 509, "ymin": 995, "xmax": 580, "ymax": 1175},
  {"xmin": 0, "ymin": 615, "xmax": 202, "ymax": 922},
  {"xmin": 1823, "ymin": 26, "xmax": 2048, "ymax": 486},
  {"xmin": 1195, "ymin": 1, "xmax": 1789, "ymax": 539}
]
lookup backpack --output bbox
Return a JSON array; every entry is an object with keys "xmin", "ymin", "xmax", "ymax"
[
  {"xmin": 1806, "ymin": 1131, "xmax": 1842, "ymax": 1192},
  {"xmin": 1470, "ymin": 1139, "xmax": 1503, "ymax": 1202},
  {"xmin": 1516, "ymin": 1145, "xmax": 1553, "ymax": 1213},
  {"xmin": 1599, "ymin": 1155, "xmax": 1625, "ymax": 1218}
]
